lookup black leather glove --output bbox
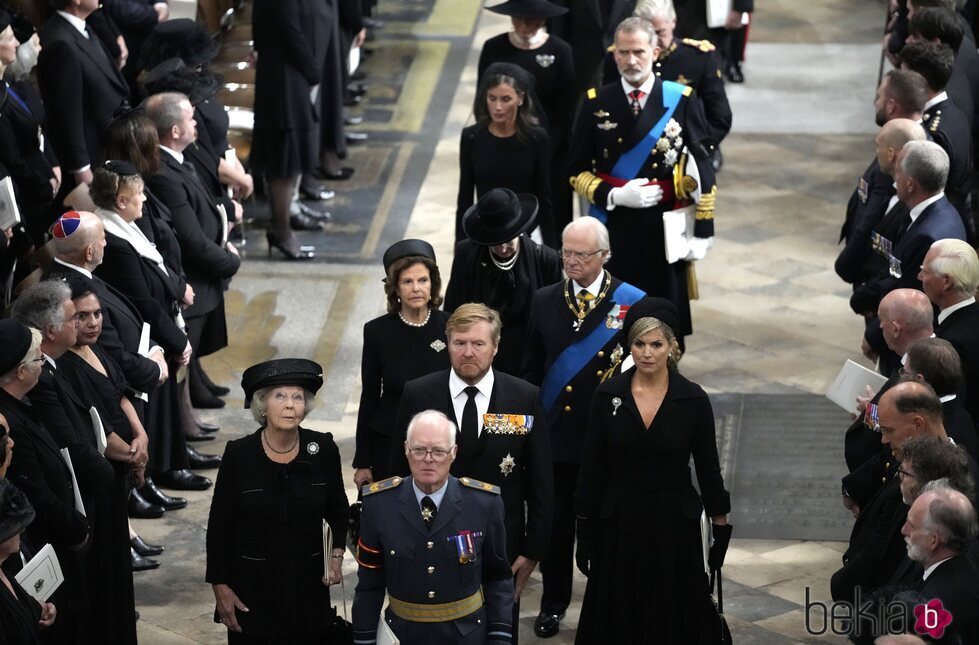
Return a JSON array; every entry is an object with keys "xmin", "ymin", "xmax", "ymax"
[
  {"xmin": 575, "ymin": 517, "xmax": 596, "ymax": 577},
  {"xmin": 708, "ymin": 523, "xmax": 733, "ymax": 571}
]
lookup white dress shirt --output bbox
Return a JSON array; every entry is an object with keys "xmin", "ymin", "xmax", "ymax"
[{"xmin": 449, "ymin": 368, "xmax": 494, "ymax": 437}]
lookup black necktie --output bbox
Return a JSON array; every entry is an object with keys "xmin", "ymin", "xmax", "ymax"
[
  {"xmin": 421, "ymin": 496, "xmax": 437, "ymax": 528},
  {"xmin": 84, "ymin": 25, "xmax": 111, "ymax": 66},
  {"xmin": 460, "ymin": 386, "xmax": 479, "ymax": 455}
]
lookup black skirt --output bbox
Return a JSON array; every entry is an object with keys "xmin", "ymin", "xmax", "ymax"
[{"xmin": 250, "ymin": 126, "xmax": 317, "ymax": 179}]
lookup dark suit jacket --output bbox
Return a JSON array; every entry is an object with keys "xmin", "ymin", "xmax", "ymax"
[
  {"xmin": 924, "ymin": 98, "xmax": 973, "ymax": 231},
  {"xmin": 389, "ymin": 369, "xmax": 554, "ymax": 563},
  {"xmin": 522, "ymin": 275, "xmax": 634, "ymax": 463},
  {"xmin": 831, "ymin": 473, "xmax": 908, "ymax": 601},
  {"xmin": 835, "ymin": 158, "xmax": 896, "ymax": 286},
  {"xmin": 145, "ymin": 151, "xmax": 240, "ymax": 318},
  {"xmin": 37, "ymin": 12, "xmax": 129, "ymax": 171},
  {"xmin": 918, "ymin": 554, "xmax": 979, "ymax": 643},
  {"xmin": 938, "ymin": 302, "xmax": 979, "ymax": 425},
  {"xmin": 95, "ymin": 229, "xmax": 188, "ymax": 356},
  {"xmin": 44, "ymin": 260, "xmax": 161, "ymax": 393}
]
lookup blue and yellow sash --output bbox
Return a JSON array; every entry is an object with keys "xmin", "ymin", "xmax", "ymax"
[
  {"xmin": 540, "ymin": 282, "xmax": 646, "ymax": 411},
  {"xmin": 589, "ymin": 80, "xmax": 687, "ymax": 223}
]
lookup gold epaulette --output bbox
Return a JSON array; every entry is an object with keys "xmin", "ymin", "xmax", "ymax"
[
  {"xmin": 606, "ymin": 44, "xmax": 615, "ymax": 53},
  {"xmin": 570, "ymin": 171, "xmax": 602, "ymax": 204},
  {"xmin": 681, "ymin": 85, "xmax": 693, "ymax": 97},
  {"xmin": 696, "ymin": 186, "xmax": 716, "ymax": 220},
  {"xmin": 361, "ymin": 475, "xmax": 403, "ymax": 497},
  {"xmin": 586, "ymin": 87, "xmax": 597, "ymax": 100},
  {"xmin": 682, "ymin": 37, "xmax": 715, "ymax": 52},
  {"xmin": 459, "ymin": 477, "xmax": 501, "ymax": 495}
]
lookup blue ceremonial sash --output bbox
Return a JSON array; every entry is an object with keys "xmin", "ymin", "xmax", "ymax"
[
  {"xmin": 540, "ymin": 281, "xmax": 646, "ymax": 412},
  {"xmin": 588, "ymin": 80, "xmax": 687, "ymax": 223}
]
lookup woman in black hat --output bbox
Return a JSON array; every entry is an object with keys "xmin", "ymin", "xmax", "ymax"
[
  {"xmin": 478, "ymin": 0, "xmax": 576, "ymax": 237},
  {"xmin": 457, "ymin": 61, "xmax": 556, "ymax": 247},
  {"xmin": 206, "ymin": 358, "xmax": 349, "ymax": 643},
  {"xmin": 573, "ymin": 297, "xmax": 731, "ymax": 644},
  {"xmin": 352, "ymin": 239, "xmax": 450, "ymax": 488},
  {"xmin": 444, "ymin": 188, "xmax": 561, "ymax": 375},
  {"xmin": 0, "ymin": 479, "xmax": 55, "ymax": 644}
]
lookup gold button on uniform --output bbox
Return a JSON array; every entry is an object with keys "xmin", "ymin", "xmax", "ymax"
[
  {"xmin": 427, "ymin": 566, "xmax": 435, "ymax": 574},
  {"xmin": 428, "ymin": 591, "xmax": 435, "ymax": 599},
  {"xmin": 597, "ymin": 351, "xmax": 605, "ymax": 358},
  {"xmin": 564, "ymin": 405, "xmax": 572, "ymax": 412},
  {"xmin": 427, "ymin": 541, "xmax": 434, "ymax": 549},
  {"xmin": 597, "ymin": 370, "xmax": 604, "ymax": 376},
  {"xmin": 565, "ymin": 385, "xmax": 573, "ymax": 392}
]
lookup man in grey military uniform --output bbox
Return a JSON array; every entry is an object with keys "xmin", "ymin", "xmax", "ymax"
[{"xmin": 352, "ymin": 410, "xmax": 514, "ymax": 644}]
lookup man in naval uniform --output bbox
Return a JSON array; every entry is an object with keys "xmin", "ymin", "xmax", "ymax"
[
  {"xmin": 521, "ymin": 216, "xmax": 644, "ymax": 638},
  {"xmin": 569, "ymin": 16, "xmax": 716, "ymax": 346},
  {"xmin": 352, "ymin": 410, "xmax": 514, "ymax": 644},
  {"xmin": 388, "ymin": 303, "xmax": 554, "ymax": 643}
]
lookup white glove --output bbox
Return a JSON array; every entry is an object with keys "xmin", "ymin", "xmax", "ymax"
[
  {"xmin": 685, "ymin": 237, "xmax": 714, "ymax": 261},
  {"xmin": 609, "ymin": 178, "xmax": 663, "ymax": 210}
]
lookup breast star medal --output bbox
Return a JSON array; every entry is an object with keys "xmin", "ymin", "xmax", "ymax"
[
  {"xmin": 306, "ymin": 442, "xmax": 320, "ymax": 455},
  {"xmin": 499, "ymin": 453, "xmax": 516, "ymax": 477},
  {"xmin": 421, "ymin": 506, "xmax": 434, "ymax": 522},
  {"xmin": 430, "ymin": 339, "xmax": 446, "ymax": 352}
]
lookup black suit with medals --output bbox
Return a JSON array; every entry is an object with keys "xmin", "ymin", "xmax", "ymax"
[
  {"xmin": 923, "ymin": 96, "xmax": 974, "ymax": 239},
  {"xmin": 938, "ymin": 301, "xmax": 979, "ymax": 426},
  {"xmin": 389, "ymin": 369, "xmax": 554, "ymax": 566}
]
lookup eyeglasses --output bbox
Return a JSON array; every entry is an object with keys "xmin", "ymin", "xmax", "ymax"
[
  {"xmin": 559, "ymin": 248, "xmax": 605, "ymax": 261},
  {"xmin": 896, "ymin": 468, "xmax": 916, "ymax": 480},
  {"xmin": 407, "ymin": 447, "xmax": 453, "ymax": 461}
]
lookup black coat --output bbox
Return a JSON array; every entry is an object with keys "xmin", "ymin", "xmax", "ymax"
[
  {"xmin": 522, "ymin": 274, "xmax": 637, "ymax": 464},
  {"xmin": 918, "ymin": 554, "xmax": 979, "ymax": 644},
  {"xmin": 95, "ymin": 228, "xmax": 188, "ymax": 356},
  {"xmin": 574, "ymin": 368, "xmax": 729, "ymax": 643},
  {"xmin": 443, "ymin": 237, "xmax": 562, "ymax": 375},
  {"xmin": 145, "ymin": 152, "xmax": 240, "ymax": 318},
  {"xmin": 938, "ymin": 301, "xmax": 979, "ymax": 425},
  {"xmin": 835, "ymin": 157, "xmax": 896, "ymax": 285},
  {"xmin": 569, "ymin": 79, "xmax": 715, "ymax": 336},
  {"xmin": 205, "ymin": 428, "xmax": 349, "ymax": 640},
  {"xmin": 44, "ymin": 261, "xmax": 161, "ymax": 394},
  {"xmin": 37, "ymin": 13, "xmax": 129, "ymax": 171},
  {"xmin": 388, "ymin": 369, "xmax": 554, "ymax": 563},
  {"xmin": 924, "ymin": 97, "xmax": 973, "ymax": 233}
]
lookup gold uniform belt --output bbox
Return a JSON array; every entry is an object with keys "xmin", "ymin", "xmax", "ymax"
[{"xmin": 387, "ymin": 589, "xmax": 483, "ymax": 623}]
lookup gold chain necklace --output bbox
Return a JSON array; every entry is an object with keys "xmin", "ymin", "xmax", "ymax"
[{"xmin": 564, "ymin": 270, "xmax": 611, "ymax": 332}]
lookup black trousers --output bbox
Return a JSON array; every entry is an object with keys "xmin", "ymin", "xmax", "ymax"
[{"xmin": 539, "ymin": 462, "xmax": 579, "ymax": 615}]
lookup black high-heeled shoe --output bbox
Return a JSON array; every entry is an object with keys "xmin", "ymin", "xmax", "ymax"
[{"xmin": 266, "ymin": 231, "xmax": 315, "ymax": 260}]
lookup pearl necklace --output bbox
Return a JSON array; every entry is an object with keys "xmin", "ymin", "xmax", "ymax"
[
  {"xmin": 489, "ymin": 245, "xmax": 520, "ymax": 271},
  {"xmin": 263, "ymin": 428, "xmax": 299, "ymax": 454},
  {"xmin": 399, "ymin": 308, "xmax": 431, "ymax": 328}
]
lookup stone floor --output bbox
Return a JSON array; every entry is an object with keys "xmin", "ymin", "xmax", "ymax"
[{"xmin": 133, "ymin": 0, "xmax": 892, "ymax": 643}]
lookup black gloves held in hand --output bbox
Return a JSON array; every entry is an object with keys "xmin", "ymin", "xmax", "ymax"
[
  {"xmin": 575, "ymin": 517, "xmax": 597, "ymax": 577},
  {"xmin": 708, "ymin": 523, "xmax": 733, "ymax": 571}
]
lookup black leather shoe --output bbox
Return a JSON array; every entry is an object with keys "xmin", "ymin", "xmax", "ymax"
[
  {"xmin": 131, "ymin": 535, "xmax": 165, "ymax": 557},
  {"xmin": 299, "ymin": 183, "xmax": 336, "ymax": 201},
  {"xmin": 534, "ymin": 612, "xmax": 564, "ymax": 638},
  {"xmin": 155, "ymin": 469, "xmax": 212, "ymax": 491},
  {"xmin": 725, "ymin": 61, "xmax": 744, "ymax": 83},
  {"xmin": 289, "ymin": 213, "xmax": 322, "ymax": 231},
  {"xmin": 198, "ymin": 421, "xmax": 220, "ymax": 434},
  {"xmin": 128, "ymin": 489, "xmax": 165, "ymax": 519},
  {"xmin": 140, "ymin": 478, "xmax": 188, "ymax": 510},
  {"xmin": 187, "ymin": 446, "xmax": 222, "ymax": 470},
  {"xmin": 131, "ymin": 548, "xmax": 160, "ymax": 572},
  {"xmin": 190, "ymin": 390, "xmax": 226, "ymax": 409},
  {"xmin": 185, "ymin": 431, "xmax": 215, "ymax": 442},
  {"xmin": 345, "ymin": 131, "xmax": 368, "ymax": 144},
  {"xmin": 207, "ymin": 384, "xmax": 231, "ymax": 396}
]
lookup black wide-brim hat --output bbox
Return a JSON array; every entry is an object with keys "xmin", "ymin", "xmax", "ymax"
[
  {"xmin": 382, "ymin": 239, "xmax": 436, "ymax": 276},
  {"xmin": 241, "ymin": 359, "xmax": 324, "ymax": 408},
  {"xmin": 0, "ymin": 480, "xmax": 35, "ymax": 544},
  {"xmin": 137, "ymin": 18, "xmax": 219, "ymax": 72},
  {"xmin": 463, "ymin": 188, "xmax": 538, "ymax": 246},
  {"xmin": 0, "ymin": 319, "xmax": 31, "ymax": 376},
  {"xmin": 622, "ymin": 296, "xmax": 680, "ymax": 341},
  {"xmin": 485, "ymin": 0, "xmax": 568, "ymax": 17}
]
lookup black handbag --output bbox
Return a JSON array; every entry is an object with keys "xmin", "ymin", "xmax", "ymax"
[
  {"xmin": 709, "ymin": 568, "xmax": 734, "ymax": 645},
  {"xmin": 327, "ymin": 574, "xmax": 353, "ymax": 644}
]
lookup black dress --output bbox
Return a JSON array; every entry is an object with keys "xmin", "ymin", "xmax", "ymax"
[
  {"xmin": 478, "ymin": 33, "xmax": 576, "ymax": 236},
  {"xmin": 443, "ymin": 236, "xmax": 562, "ymax": 375},
  {"xmin": 58, "ymin": 346, "xmax": 137, "ymax": 645},
  {"xmin": 456, "ymin": 124, "xmax": 553, "ymax": 245},
  {"xmin": 574, "ymin": 368, "xmax": 731, "ymax": 644},
  {"xmin": 205, "ymin": 428, "xmax": 349, "ymax": 643},
  {"xmin": 353, "ymin": 310, "xmax": 450, "ymax": 479},
  {"xmin": 0, "ymin": 574, "xmax": 43, "ymax": 644}
]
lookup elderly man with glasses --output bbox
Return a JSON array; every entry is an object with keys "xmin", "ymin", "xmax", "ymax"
[{"xmin": 352, "ymin": 409, "xmax": 514, "ymax": 645}]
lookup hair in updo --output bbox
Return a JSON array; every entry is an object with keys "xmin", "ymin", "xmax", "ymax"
[{"xmin": 627, "ymin": 316, "xmax": 682, "ymax": 369}]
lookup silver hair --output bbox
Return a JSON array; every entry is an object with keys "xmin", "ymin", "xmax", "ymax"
[
  {"xmin": 249, "ymin": 386, "xmax": 316, "ymax": 425},
  {"xmin": 900, "ymin": 139, "xmax": 949, "ymax": 193},
  {"xmin": 406, "ymin": 410, "xmax": 457, "ymax": 447},
  {"xmin": 928, "ymin": 238, "xmax": 979, "ymax": 295},
  {"xmin": 615, "ymin": 16, "xmax": 658, "ymax": 48},
  {"xmin": 563, "ymin": 217, "xmax": 613, "ymax": 264},
  {"xmin": 11, "ymin": 280, "xmax": 72, "ymax": 333},
  {"xmin": 918, "ymin": 485, "xmax": 978, "ymax": 552},
  {"xmin": 5, "ymin": 36, "xmax": 39, "ymax": 81},
  {"xmin": 634, "ymin": 0, "xmax": 676, "ymax": 22},
  {"xmin": 0, "ymin": 328, "xmax": 42, "ymax": 385}
]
